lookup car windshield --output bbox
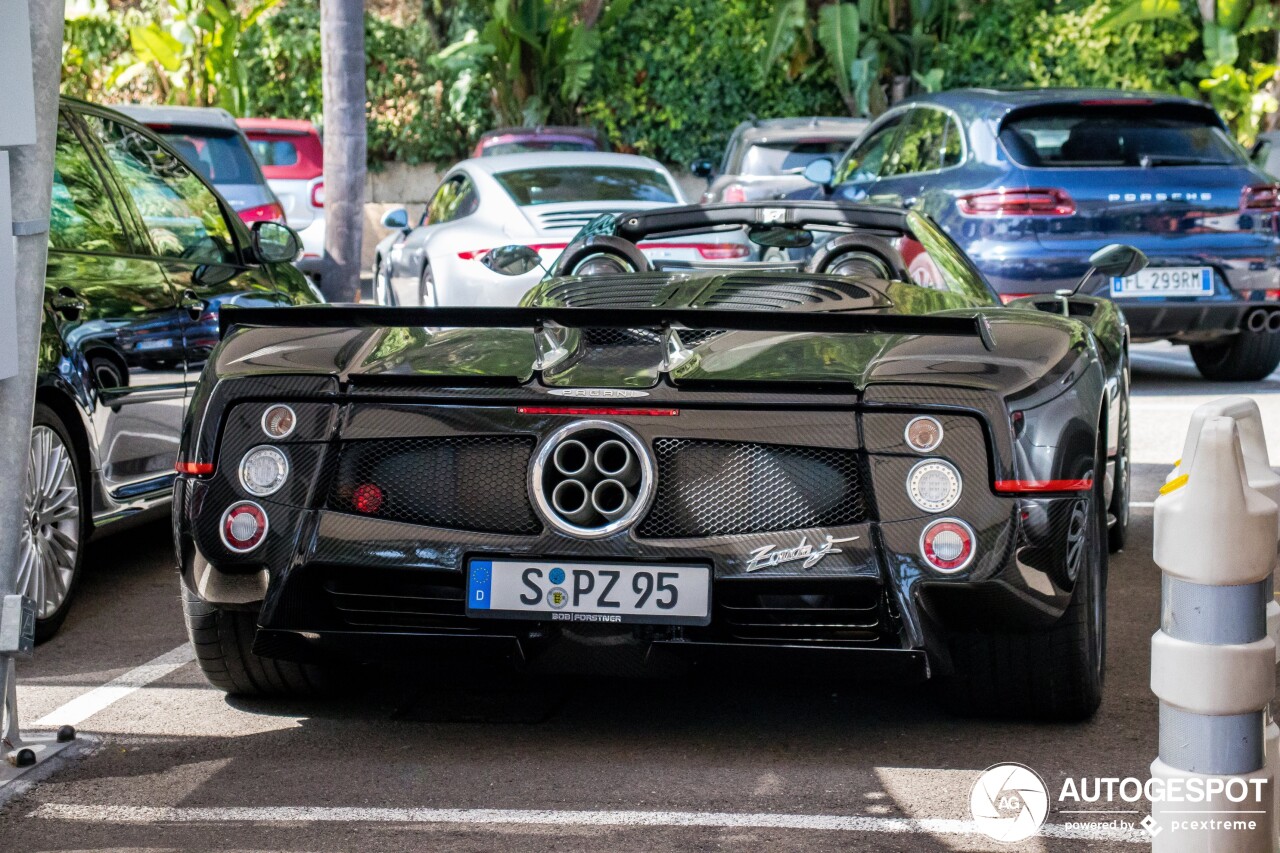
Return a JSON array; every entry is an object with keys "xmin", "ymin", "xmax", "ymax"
[
  {"xmin": 494, "ymin": 167, "xmax": 676, "ymax": 206},
  {"xmin": 739, "ymin": 140, "xmax": 852, "ymax": 176},
  {"xmin": 483, "ymin": 139, "xmax": 597, "ymax": 156},
  {"xmin": 1000, "ymin": 106, "xmax": 1245, "ymax": 168},
  {"xmin": 247, "ymin": 138, "xmax": 299, "ymax": 167},
  {"xmin": 158, "ymin": 127, "xmax": 261, "ymax": 185}
]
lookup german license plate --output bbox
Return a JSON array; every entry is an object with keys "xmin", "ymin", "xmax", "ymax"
[
  {"xmin": 466, "ymin": 559, "xmax": 711, "ymax": 626},
  {"xmin": 1110, "ymin": 266, "xmax": 1213, "ymax": 297}
]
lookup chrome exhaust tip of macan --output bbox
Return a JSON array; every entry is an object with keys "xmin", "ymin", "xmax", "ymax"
[
  {"xmin": 1268, "ymin": 311, "xmax": 1280, "ymax": 333},
  {"xmin": 1245, "ymin": 309, "xmax": 1270, "ymax": 333}
]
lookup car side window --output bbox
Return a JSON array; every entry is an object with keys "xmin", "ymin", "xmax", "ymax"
[
  {"xmin": 886, "ymin": 108, "xmax": 955, "ymax": 177},
  {"xmin": 836, "ymin": 116, "xmax": 903, "ymax": 184},
  {"xmin": 426, "ymin": 175, "xmax": 478, "ymax": 225},
  {"xmin": 81, "ymin": 114, "xmax": 236, "ymax": 265},
  {"xmin": 49, "ymin": 114, "xmax": 131, "ymax": 254}
]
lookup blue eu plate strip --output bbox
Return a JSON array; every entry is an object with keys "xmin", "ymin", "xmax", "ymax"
[{"xmin": 469, "ymin": 560, "xmax": 492, "ymax": 610}]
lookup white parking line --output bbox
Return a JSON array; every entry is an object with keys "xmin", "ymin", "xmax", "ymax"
[
  {"xmin": 24, "ymin": 803, "xmax": 1149, "ymax": 843},
  {"xmin": 34, "ymin": 644, "xmax": 194, "ymax": 728}
]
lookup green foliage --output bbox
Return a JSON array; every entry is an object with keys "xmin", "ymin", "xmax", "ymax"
[
  {"xmin": 238, "ymin": 6, "xmax": 491, "ymax": 165},
  {"xmin": 579, "ymin": 0, "xmax": 844, "ymax": 164},
  {"xmin": 935, "ymin": 0, "xmax": 1197, "ymax": 93}
]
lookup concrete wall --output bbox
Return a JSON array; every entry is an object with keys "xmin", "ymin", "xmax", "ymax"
[{"xmin": 358, "ymin": 163, "xmax": 707, "ymax": 269}]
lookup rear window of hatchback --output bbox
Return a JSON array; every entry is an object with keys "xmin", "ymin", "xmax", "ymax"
[{"xmin": 999, "ymin": 103, "xmax": 1246, "ymax": 168}]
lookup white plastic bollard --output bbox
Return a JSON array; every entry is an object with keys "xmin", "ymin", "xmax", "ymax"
[
  {"xmin": 1151, "ymin": 415, "xmax": 1277, "ymax": 851},
  {"xmin": 1169, "ymin": 396, "xmax": 1280, "ymax": 837}
]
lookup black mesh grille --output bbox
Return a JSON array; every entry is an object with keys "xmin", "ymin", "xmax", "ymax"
[
  {"xmin": 716, "ymin": 579, "xmax": 885, "ymax": 645},
  {"xmin": 638, "ymin": 439, "xmax": 867, "ymax": 538},
  {"xmin": 327, "ymin": 436, "xmax": 540, "ymax": 534}
]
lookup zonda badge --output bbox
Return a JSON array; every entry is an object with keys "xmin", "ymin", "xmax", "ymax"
[{"xmin": 744, "ymin": 534, "xmax": 860, "ymax": 573}]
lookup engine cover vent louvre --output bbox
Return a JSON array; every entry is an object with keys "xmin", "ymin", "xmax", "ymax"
[{"xmin": 639, "ymin": 439, "xmax": 868, "ymax": 538}]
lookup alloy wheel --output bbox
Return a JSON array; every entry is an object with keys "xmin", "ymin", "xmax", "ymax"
[{"xmin": 18, "ymin": 425, "xmax": 81, "ymax": 619}]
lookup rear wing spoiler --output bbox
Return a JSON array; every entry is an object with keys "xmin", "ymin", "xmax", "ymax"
[{"xmin": 220, "ymin": 305, "xmax": 995, "ymax": 350}]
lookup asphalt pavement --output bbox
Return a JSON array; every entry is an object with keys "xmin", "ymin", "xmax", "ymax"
[{"xmin": 1, "ymin": 340, "xmax": 1277, "ymax": 852}]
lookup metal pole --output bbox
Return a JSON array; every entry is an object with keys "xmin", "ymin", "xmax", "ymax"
[
  {"xmin": 0, "ymin": 1, "xmax": 65, "ymax": 746},
  {"xmin": 319, "ymin": 0, "xmax": 367, "ymax": 303}
]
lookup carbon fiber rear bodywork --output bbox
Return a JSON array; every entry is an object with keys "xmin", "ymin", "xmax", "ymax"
[{"xmin": 175, "ymin": 204, "xmax": 1125, "ymax": 682}]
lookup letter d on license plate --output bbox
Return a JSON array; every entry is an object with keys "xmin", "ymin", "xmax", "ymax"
[{"xmin": 467, "ymin": 559, "xmax": 711, "ymax": 626}]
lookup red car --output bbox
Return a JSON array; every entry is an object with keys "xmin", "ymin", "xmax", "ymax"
[
  {"xmin": 473, "ymin": 126, "xmax": 608, "ymax": 158},
  {"xmin": 238, "ymin": 117, "xmax": 326, "ymax": 274}
]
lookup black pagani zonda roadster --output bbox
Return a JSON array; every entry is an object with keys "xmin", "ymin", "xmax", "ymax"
[{"xmin": 175, "ymin": 201, "xmax": 1136, "ymax": 720}]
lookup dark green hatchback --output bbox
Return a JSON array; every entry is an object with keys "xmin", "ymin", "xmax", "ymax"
[{"xmin": 27, "ymin": 98, "xmax": 320, "ymax": 639}]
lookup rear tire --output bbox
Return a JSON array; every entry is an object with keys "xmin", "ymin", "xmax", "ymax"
[
  {"xmin": 1190, "ymin": 330, "xmax": 1280, "ymax": 381},
  {"xmin": 942, "ymin": 432, "xmax": 1107, "ymax": 721},
  {"xmin": 181, "ymin": 583, "xmax": 336, "ymax": 697}
]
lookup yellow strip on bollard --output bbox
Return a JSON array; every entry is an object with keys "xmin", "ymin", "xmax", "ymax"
[{"xmin": 1159, "ymin": 474, "xmax": 1188, "ymax": 496}]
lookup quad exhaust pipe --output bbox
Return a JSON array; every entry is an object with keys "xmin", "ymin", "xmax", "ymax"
[
  {"xmin": 593, "ymin": 440, "xmax": 639, "ymax": 486},
  {"xmin": 553, "ymin": 439, "xmax": 593, "ymax": 479},
  {"xmin": 591, "ymin": 479, "xmax": 635, "ymax": 521},
  {"xmin": 550, "ymin": 479, "xmax": 595, "ymax": 525},
  {"xmin": 1244, "ymin": 309, "xmax": 1280, "ymax": 333}
]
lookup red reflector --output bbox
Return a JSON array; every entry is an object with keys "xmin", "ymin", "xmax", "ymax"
[
  {"xmin": 920, "ymin": 519, "xmax": 975, "ymax": 573},
  {"xmin": 999, "ymin": 293, "xmax": 1035, "ymax": 305},
  {"xmin": 353, "ymin": 483, "xmax": 384, "ymax": 514},
  {"xmin": 238, "ymin": 202, "xmax": 286, "ymax": 224},
  {"xmin": 1266, "ymin": 289, "xmax": 1280, "ymax": 301},
  {"xmin": 994, "ymin": 479, "xmax": 1093, "ymax": 494},
  {"xmin": 722, "ymin": 184, "xmax": 747, "ymax": 203},
  {"xmin": 220, "ymin": 501, "xmax": 268, "ymax": 553},
  {"xmin": 176, "ymin": 461, "xmax": 214, "ymax": 475},
  {"xmin": 516, "ymin": 406, "xmax": 679, "ymax": 416},
  {"xmin": 958, "ymin": 188, "xmax": 1075, "ymax": 217},
  {"xmin": 310, "ymin": 181, "xmax": 325, "ymax": 208},
  {"xmin": 1241, "ymin": 184, "xmax": 1280, "ymax": 213}
]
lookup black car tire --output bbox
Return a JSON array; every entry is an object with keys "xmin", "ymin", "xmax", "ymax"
[
  {"xmin": 181, "ymin": 583, "xmax": 336, "ymax": 697},
  {"xmin": 1190, "ymin": 329, "xmax": 1280, "ymax": 381},
  {"xmin": 1107, "ymin": 380, "xmax": 1130, "ymax": 553},
  {"xmin": 28, "ymin": 403, "xmax": 88, "ymax": 643},
  {"xmin": 943, "ymin": 434, "xmax": 1107, "ymax": 721}
]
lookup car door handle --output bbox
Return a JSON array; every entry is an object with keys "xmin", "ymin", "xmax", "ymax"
[
  {"xmin": 181, "ymin": 289, "xmax": 207, "ymax": 321},
  {"xmin": 51, "ymin": 287, "xmax": 86, "ymax": 320}
]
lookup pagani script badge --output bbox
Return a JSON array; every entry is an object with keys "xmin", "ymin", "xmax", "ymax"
[
  {"xmin": 744, "ymin": 534, "xmax": 859, "ymax": 573},
  {"xmin": 547, "ymin": 388, "xmax": 650, "ymax": 398}
]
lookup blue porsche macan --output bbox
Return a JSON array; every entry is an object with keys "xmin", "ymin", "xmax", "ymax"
[{"xmin": 792, "ymin": 88, "xmax": 1280, "ymax": 381}]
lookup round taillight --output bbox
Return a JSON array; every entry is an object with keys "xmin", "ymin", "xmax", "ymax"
[
  {"xmin": 220, "ymin": 501, "xmax": 268, "ymax": 553},
  {"xmin": 920, "ymin": 518, "xmax": 975, "ymax": 573},
  {"xmin": 904, "ymin": 416, "xmax": 943, "ymax": 452},
  {"xmin": 353, "ymin": 483, "xmax": 384, "ymax": 514},
  {"xmin": 261, "ymin": 405, "xmax": 297, "ymax": 438},
  {"xmin": 239, "ymin": 445, "xmax": 289, "ymax": 496},
  {"xmin": 907, "ymin": 459, "xmax": 962, "ymax": 513}
]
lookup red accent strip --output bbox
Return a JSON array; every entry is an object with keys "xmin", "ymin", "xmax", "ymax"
[
  {"xmin": 517, "ymin": 406, "xmax": 679, "ymax": 417},
  {"xmin": 459, "ymin": 242, "xmax": 571, "ymax": 261},
  {"xmin": 994, "ymin": 479, "xmax": 1093, "ymax": 494},
  {"xmin": 176, "ymin": 461, "xmax": 214, "ymax": 476}
]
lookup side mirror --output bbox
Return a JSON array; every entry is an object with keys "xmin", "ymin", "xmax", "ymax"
[
  {"xmin": 802, "ymin": 157, "xmax": 835, "ymax": 190},
  {"xmin": 1088, "ymin": 243, "xmax": 1148, "ymax": 279},
  {"xmin": 690, "ymin": 158, "xmax": 715, "ymax": 181},
  {"xmin": 251, "ymin": 221, "xmax": 301, "ymax": 264},
  {"xmin": 482, "ymin": 244, "xmax": 544, "ymax": 276},
  {"xmin": 380, "ymin": 207, "xmax": 410, "ymax": 231}
]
